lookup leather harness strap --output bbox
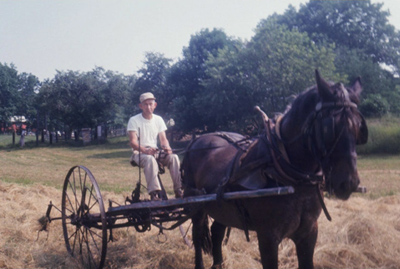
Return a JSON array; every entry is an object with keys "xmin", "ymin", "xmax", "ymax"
[{"xmin": 274, "ymin": 115, "xmax": 291, "ymax": 163}]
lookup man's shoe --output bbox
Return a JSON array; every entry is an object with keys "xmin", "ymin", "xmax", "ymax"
[
  {"xmin": 174, "ymin": 189, "xmax": 183, "ymax": 199},
  {"xmin": 150, "ymin": 190, "xmax": 161, "ymax": 201}
]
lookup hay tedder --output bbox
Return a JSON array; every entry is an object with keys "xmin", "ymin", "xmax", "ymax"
[{"xmin": 42, "ymin": 165, "xmax": 294, "ymax": 268}]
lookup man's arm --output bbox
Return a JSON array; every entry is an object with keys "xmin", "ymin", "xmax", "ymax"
[
  {"xmin": 128, "ymin": 131, "xmax": 157, "ymax": 155},
  {"xmin": 158, "ymin": 131, "xmax": 172, "ymax": 154}
]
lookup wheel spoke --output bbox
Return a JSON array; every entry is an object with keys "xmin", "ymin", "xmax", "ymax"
[
  {"xmin": 87, "ymin": 184, "xmax": 94, "ymax": 210},
  {"xmin": 71, "ymin": 171, "xmax": 79, "ymax": 214},
  {"xmin": 87, "ymin": 185, "xmax": 99, "ymax": 212},
  {"xmin": 70, "ymin": 227, "xmax": 79, "ymax": 255},
  {"xmin": 79, "ymin": 226, "xmax": 84, "ymax": 255},
  {"xmin": 87, "ymin": 229, "xmax": 100, "ymax": 267},
  {"xmin": 67, "ymin": 228, "xmax": 79, "ymax": 241},
  {"xmin": 64, "ymin": 191, "xmax": 75, "ymax": 215},
  {"xmin": 90, "ymin": 230, "xmax": 103, "ymax": 240},
  {"xmin": 62, "ymin": 166, "xmax": 107, "ymax": 268}
]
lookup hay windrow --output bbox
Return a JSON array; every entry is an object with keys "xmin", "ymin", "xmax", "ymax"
[{"xmin": 1, "ymin": 180, "xmax": 400, "ymax": 268}]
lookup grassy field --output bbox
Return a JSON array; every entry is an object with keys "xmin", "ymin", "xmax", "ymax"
[
  {"xmin": 0, "ymin": 136, "xmax": 140, "ymax": 194},
  {"xmin": 1, "ymin": 134, "xmax": 400, "ymax": 268},
  {"xmin": 1, "ymin": 134, "xmax": 399, "ymax": 199}
]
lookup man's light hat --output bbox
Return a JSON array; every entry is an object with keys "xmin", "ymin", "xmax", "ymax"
[{"xmin": 140, "ymin": 92, "xmax": 156, "ymax": 103}]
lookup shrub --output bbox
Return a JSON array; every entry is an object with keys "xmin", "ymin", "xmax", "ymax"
[{"xmin": 360, "ymin": 94, "xmax": 389, "ymax": 118}]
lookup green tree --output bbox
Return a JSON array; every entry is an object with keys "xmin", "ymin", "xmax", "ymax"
[
  {"xmin": 334, "ymin": 47, "xmax": 397, "ymax": 96},
  {"xmin": 275, "ymin": 0, "xmax": 400, "ymax": 117},
  {"xmin": 0, "ymin": 63, "xmax": 39, "ymax": 133},
  {"xmin": 37, "ymin": 68, "xmax": 130, "ymax": 136},
  {"xmin": 0, "ymin": 63, "xmax": 20, "ymax": 125},
  {"xmin": 132, "ymin": 52, "xmax": 172, "ymax": 117},
  {"xmin": 199, "ymin": 20, "xmax": 339, "ymax": 132},
  {"xmin": 16, "ymin": 72, "xmax": 40, "ymax": 122},
  {"xmin": 278, "ymin": 0, "xmax": 400, "ymax": 69},
  {"xmin": 86, "ymin": 67, "xmax": 131, "ymax": 127},
  {"xmin": 360, "ymin": 94, "xmax": 389, "ymax": 117},
  {"xmin": 169, "ymin": 28, "xmax": 239, "ymax": 134}
]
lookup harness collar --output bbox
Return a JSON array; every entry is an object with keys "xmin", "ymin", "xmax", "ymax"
[{"xmin": 274, "ymin": 115, "xmax": 290, "ymax": 163}]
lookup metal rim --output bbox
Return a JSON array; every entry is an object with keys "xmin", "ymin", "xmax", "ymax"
[{"xmin": 61, "ymin": 165, "xmax": 107, "ymax": 269}]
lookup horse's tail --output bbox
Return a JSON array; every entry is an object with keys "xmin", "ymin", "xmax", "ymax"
[
  {"xmin": 182, "ymin": 136, "xmax": 212, "ymax": 254},
  {"xmin": 181, "ymin": 139, "xmax": 204, "ymax": 195},
  {"xmin": 192, "ymin": 212, "xmax": 212, "ymax": 254}
]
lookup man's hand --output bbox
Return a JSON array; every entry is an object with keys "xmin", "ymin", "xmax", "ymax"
[
  {"xmin": 161, "ymin": 145, "xmax": 172, "ymax": 154},
  {"xmin": 144, "ymin": 147, "xmax": 157, "ymax": 155}
]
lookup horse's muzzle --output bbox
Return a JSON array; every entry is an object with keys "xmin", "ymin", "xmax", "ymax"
[{"xmin": 327, "ymin": 174, "xmax": 359, "ymax": 200}]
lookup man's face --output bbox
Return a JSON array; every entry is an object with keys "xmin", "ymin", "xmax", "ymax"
[{"xmin": 139, "ymin": 99, "xmax": 157, "ymax": 115}]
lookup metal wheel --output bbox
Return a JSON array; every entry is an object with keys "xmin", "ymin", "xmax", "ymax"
[{"xmin": 62, "ymin": 165, "xmax": 107, "ymax": 269}]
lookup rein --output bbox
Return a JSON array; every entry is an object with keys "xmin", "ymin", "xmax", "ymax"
[
  {"xmin": 257, "ymin": 97, "xmax": 360, "ymax": 222},
  {"xmin": 256, "ymin": 106, "xmax": 324, "ymax": 186},
  {"xmin": 260, "ymin": 110, "xmax": 332, "ymax": 220}
]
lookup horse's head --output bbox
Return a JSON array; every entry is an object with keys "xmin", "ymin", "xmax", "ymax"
[
  {"xmin": 313, "ymin": 70, "xmax": 368, "ymax": 199},
  {"xmin": 283, "ymin": 70, "xmax": 368, "ymax": 200}
]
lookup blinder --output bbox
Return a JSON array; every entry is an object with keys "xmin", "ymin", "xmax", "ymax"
[
  {"xmin": 310, "ymin": 100, "xmax": 368, "ymax": 157},
  {"xmin": 321, "ymin": 117, "xmax": 335, "ymax": 145},
  {"xmin": 312, "ymin": 114, "xmax": 336, "ymax": 157}
]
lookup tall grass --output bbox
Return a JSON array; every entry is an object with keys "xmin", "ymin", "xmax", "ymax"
[{"xmin": 357, "ymin": 116, "xmax": 400, "ymax": 154}]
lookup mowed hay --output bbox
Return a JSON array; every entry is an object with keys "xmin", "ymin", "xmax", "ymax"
[
  {"xmin": 1, "ymin": 180, "xmax": 400, "ymax": 269},
  {"xmin": 315, "ymin": 196, "xmax": 400, "ymax": 269}
]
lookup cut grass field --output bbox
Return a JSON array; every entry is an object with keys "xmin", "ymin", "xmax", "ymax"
[{"xmin": 1, "ymin": 135, "xmax": 400, "ymax": 268}]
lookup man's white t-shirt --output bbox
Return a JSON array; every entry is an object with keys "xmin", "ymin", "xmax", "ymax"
[{"xmin": 127, "ymin": 114, "xmax": 167, "ymax": 148}]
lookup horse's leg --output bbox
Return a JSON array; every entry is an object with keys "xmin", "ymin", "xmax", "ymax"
[
  {"xmin": 257, "ymin": 231, "xmax": 279, "ymax": 269},
  {"xmin": 211, "ymin": 221, "xmax": 226, "ymax": 268},
  {"xmin": 293, "ymin": 224, "xmax": 318, "ymax": 269},
  {"xmin": 192, "ymin": 211, "xmax": 212, "ymax": 269}
]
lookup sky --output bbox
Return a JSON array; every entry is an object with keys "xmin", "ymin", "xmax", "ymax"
[{"xmin": 1, "ymin": 0, "xmax": 400, "ymax": 81}]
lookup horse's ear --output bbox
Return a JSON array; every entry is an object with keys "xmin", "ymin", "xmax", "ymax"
[
  {"xmin": 347, "ymin": 77, "xmax": 362, "ymax": 104},
  {"xmin": 315, "ymin": 69, "xmax": 333, "ymax": 100},
  {"xmin": 351, "ymin": 77, "xmax": 362, "ymax": 96}
]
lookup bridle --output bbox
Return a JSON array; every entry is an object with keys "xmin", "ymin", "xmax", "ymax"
[
  {"xmin": 259, "ymin": 87, "xmax": 367, "ymax": 221},
  {"xmin": 275, "ymin": 84, "xmax": 367, "ymax": 172},
  {"xmin": 302, "ymin": 100, "xmax": 358, "ymax": 166}
]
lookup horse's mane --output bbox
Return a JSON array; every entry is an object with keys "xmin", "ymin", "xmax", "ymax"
[{"xmin": 281, "ymin": 85, "xmax": 318, "ymax": 120}]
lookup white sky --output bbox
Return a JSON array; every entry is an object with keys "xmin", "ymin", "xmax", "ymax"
[{"xmin": 1, "ymin": 0, "xmax": 399, "ymax": 81}]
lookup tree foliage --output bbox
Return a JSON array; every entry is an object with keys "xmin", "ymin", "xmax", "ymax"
[
  {"xmin": 3, "ymin": 0, "xmax": 400, "ymax": 138},
  {"xmin": 199, "ymin": 20, "xmax": 340, "ymax": 132},
  {"xmin": 132, "ymin": 52, "xmax": 172, "ymax": 117},
  {"xmin": 0, "ymin": 63, "xmax": 20, "ymax": 123},
  {"xmin": 277, "ymin": 1, "xmax": 400, "ymax": 68},
  {"xmin": 0, "ymin": 63, "xmax": 40, "ymax": 129},
  {"xmin": 360, "ymin": 94, "xmax": 389, "ymax": 117},
  {"xmin": 274, "ymin": 0, "xmax": 400, "ymax": 117},
  {"xmin": 37, "ymin": 68, "xmax": 131, "ymax": 132},
  {"xmin": 169, "ymin": 28, "xmax": 239, "ymax": 133}
]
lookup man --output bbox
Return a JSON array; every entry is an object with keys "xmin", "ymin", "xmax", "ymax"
[{"xmin": 127, "ymin": 92, "xmax": 182, "ymax": 200}]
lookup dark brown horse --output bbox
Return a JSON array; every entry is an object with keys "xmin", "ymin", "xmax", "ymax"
[{"xmin": 181, "ymin": 70, "xmax": 368, "ymax": 269}]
